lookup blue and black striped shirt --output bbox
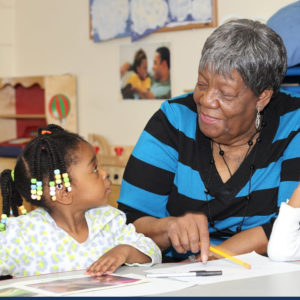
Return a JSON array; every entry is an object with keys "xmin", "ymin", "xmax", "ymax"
[{"xmin": 118, "ymin": 92, "xmax": 300, "ymax": 258}]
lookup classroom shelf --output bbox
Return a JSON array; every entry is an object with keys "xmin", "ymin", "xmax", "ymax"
[{"xmin": 0, "ymin": 114, "xmax": 46, "ymax": 119}]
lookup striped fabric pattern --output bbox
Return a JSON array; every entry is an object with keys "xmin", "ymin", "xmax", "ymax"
[{"xmin": 118, "ymin": 92, "xmax": 300, "ymax": 258}]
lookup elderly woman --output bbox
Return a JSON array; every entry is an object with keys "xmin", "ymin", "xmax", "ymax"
[{"xmin": 118, "ymin": 19, "xmax": 300, "ymax": 262}]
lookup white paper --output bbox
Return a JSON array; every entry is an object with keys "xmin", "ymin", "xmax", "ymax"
[
  {"xmin": 72, "ymin": 274, "xmax": 195, "ymax": 296},
  {"xmin": 146, "ymin": 251, "xmax": 300, "ymax": 285},
  {"xmin": 0, "ymin": 273, "xmax": 195, "ymax": 297}
]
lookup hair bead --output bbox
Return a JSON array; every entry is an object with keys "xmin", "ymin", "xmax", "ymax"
[
  {"xmin": 30, "ymin": 178, "xmax": 38, "ymax": 200},
  {"xmin": 41, "ymin": 130, "xmax": 52, "ymax": 135},
  {"xmin": 0, "ymin": 214, "xmax": 7, "ymax": 231},
  {"xmin": 19, "ymin": 205, "xmax": 27, "ymax": 215},
  {"xmin": 62, "ymin": 173, "xmax": 72, "ymax": 192}
]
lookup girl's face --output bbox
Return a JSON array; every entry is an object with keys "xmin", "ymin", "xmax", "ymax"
[
  {"xmin": 67, "ymin": 141, "xmax": 112, "ymax": 210},
  {"xmin": 136, "ymin": 58, "xmax": 148, "ymax": 80}
]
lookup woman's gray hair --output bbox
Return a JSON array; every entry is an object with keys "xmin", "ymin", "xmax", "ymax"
[{"xmin": 199, "ymin": 19, "xmax": 287, "ymax": 96}]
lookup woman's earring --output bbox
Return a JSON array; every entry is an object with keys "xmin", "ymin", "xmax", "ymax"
[{"xmin": 255, "ymin": 108, "xmax": 261, "ymax": 130}]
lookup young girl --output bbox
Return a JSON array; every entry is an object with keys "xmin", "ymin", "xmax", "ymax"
[
  {"xmin": 0, "ymin": 124, "xmax": 161, "ymax": 278},
  {"xmin": 268, "ymin": 183, "xmax": 300, "ymax": 261}
]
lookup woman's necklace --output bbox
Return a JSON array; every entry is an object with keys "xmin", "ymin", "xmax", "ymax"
[
  {"xmin": 217, "ymin": 130, "xmax": 259, "ymax": 179},
  {"xmin": 205, "ymin": 127, "xmax": 263, "ymax": 235}
]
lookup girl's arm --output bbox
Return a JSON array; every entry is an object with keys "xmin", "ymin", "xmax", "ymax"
[
  {"xmin": 86, "ymin": 211, "xmax": 162, "ymax": 276},
  {"xmin": 286, "ymin": 184, "xmax": 300, "ymax": 208},
  {"xmin": 86, "ymin": 244, "xmax": 150, "ymax": 276},
  {"xmin": 268, "ymin": 184, "xmax": 300, "ymax": 261}
]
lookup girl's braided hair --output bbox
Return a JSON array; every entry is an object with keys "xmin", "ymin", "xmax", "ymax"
[{"xmin": 0, "ymin": 124, "xmax": 85, "ymax": 216}]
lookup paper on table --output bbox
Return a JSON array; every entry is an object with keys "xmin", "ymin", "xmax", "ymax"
[
  {"xmin": 14, "ymin": 273, "xmax": 146, "ymax": 296},
  {"xmin": 72, "ymin": 274, "xmax": 196, "ymax": 296},
  {"xmin": 1, "ymin": 273, "xmax": 196, "ymax": 297},
  {"xmin": 145, "ymin": 251, "xmax": 300, "ymax": 285}
]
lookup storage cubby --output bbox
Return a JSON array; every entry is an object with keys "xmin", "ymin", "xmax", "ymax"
[
  {"xmin": 0, "ymin": 74, "xmax": 77, "ymax": 157},
  {"xmin": 0, "ymin": 74, "xmax": 77, "ymax": 215}
]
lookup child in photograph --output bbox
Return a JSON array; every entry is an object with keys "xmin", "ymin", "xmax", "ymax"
[
  {"xmin": 0, "ymin": 124, "xmax": 161, "ymax": 277},
  {"xmin": 121, "ymin": 49, "xmax": 151, "ymax": 99},
  {"xmin": 268, "ymin": 183, "xmax": 300, "ymax": 261}
]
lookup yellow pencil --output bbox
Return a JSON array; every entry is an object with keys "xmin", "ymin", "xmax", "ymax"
[{"xmin": 199, "ymin": 242, "xmax": 251, "ymax": 269}]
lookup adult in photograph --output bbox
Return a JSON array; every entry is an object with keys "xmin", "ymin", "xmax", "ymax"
[
  {"xmin": 121, "ymin": 46, "xmax": 171, "ymax": 100},
  {"xmin": 147, "ymin": 46, "xmax": 171, "ymax": 100},
  {"xmin": 118, "ymin": 19, "xmax": 300, "ymax": 262}
]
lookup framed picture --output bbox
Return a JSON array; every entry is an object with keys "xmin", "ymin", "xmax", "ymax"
[
  {"xmin": 158, "ymin": 0, "xmax": 218, "ymax": 33},
  {"xmin": 90, "ymin": 0, "xmax": 218, "ymax": 42},
  {"xmin": 120, "ymin": 42, "xmax": 171, "ymax": 100}
]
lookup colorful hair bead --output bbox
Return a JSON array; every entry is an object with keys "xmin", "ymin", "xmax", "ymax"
[
  {"xmin": 11, "ymin": 170, "xmax": 14, "ymax": 181},
  {"xmin": 62, "ymin": 173, "xmax": 72, "ymax": 192},
  {"xmin": 54, "ymin": 169, "xmax": 62, "ymax": 187},
  {"xmin": 49, "ymin": 181, "xmax": 56, "ymax": 201},
  {"xmin": 36, "ymin": 181, "xmax": 43, "ymax": 200},
  {"xmin": 0, "ymin": 214, "xmax": 7, "ymax": 231},
  {"xmin": 30, "ymin": 178, "xmax": 37, "ymax": 200},
  {"xmin": 41, "ymin": 130, "xmax": 52, "ymax": 135},
  {"xmin": 19, "ymin": 205, "xmax": 27, "ymax": 215}
]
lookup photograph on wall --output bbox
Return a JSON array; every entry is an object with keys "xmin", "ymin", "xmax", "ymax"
[{"xmin": 120, "ymin": 42, "xmax": 171, "ymax": 100}]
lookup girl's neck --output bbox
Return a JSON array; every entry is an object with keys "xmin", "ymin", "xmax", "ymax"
[{"xmin": 51, "ymin": 210, "xmax": 89, "ymax": 243}]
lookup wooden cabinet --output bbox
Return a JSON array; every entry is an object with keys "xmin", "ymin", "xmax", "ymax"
[
  {"xmin": 0, "ymin": 74, "xmax": 77, "ymax": 146},
  {"xmin": 0, "ymin": 74, "xmax": 77, "ymax": 214}
]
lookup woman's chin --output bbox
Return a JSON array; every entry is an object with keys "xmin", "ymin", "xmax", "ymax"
[{"xmin": 199, "ymin": 122, "xmax": 222, "ymax": 140}]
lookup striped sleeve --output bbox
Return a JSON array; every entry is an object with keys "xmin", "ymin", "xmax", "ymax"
[
  {"xmin": 262, "ymin": 98, "xmax": 300, "ymax": 238},
  {"xmin": 118, "ymin": 100, "xmax": 179, "ymax": 220}
]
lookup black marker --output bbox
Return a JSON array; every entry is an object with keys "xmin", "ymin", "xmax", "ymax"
[
  {"xmin": 0, "ymin": 275, "xmax": 13, "ymax": 280},
  {"xmin": 146, "ymin": 270, "xmax": 222, "ymax": 278}
]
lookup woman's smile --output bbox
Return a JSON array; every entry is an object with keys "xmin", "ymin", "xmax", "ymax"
[{"xmin": 199, "ymin": 112, "xmax": 220, "ymax": 125}]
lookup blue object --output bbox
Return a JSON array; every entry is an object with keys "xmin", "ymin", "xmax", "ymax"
[
  {"xmin": 280, "ymin": 63, "xmax": 300, "ymax": 97},
  {"xmin": 267, "ymin": 1, "xmax": 300, "ymax": 68}
]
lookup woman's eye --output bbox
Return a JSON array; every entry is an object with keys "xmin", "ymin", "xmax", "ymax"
[
  {"xmin": 197, "ymin": 82, "xmax": 207, "ymax": 87},
  {"xmin": 93, "ymin": 166, "xmax": 98, "ymax": 173}
]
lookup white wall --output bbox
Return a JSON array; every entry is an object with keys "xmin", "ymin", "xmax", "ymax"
[
  {"xmin": 11, "ymin": 0, "xmax": 295, "ymax": 145},
  {"xmin": 0, "ymin": 0, "xmax": 13, "ymax": 76}
]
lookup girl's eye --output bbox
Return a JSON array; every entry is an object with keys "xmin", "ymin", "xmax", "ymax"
[{"xmin": 93, "ymin": 166, "xmax": 98, "ymax": 173}]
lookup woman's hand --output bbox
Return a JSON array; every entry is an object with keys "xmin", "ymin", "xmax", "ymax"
[
  {"xmin": 166, "ymin": 212, "xmax": 210, "ymax": 262},
  {"xmin": 85, "ymin": 245, "xmax": 151, "ymax": 276}
]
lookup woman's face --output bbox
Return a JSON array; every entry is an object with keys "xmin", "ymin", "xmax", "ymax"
[
  {"xmin": 193, "ymin": 68, "xmax": 259, "ymax": 144},
  {"xmin": 136, "ymin": 58, "xmax": 148, "ymax": 80}
]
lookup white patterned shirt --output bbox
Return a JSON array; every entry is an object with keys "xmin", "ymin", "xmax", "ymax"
[
  {"xmin": 268, "ymin": 202, "xmax": 300, "ymax": 261},
  {"xmin": 0, "ymin": 206, "xmax": 161, "ymax": 277}
]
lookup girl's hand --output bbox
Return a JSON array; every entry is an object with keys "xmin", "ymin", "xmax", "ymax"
[{"xmin": 85, "ymin": 245, "xmax": 131, "ymax": 276}]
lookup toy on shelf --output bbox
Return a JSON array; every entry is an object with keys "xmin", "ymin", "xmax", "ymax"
[
  {"xmin": 88, "ymin": 134, "xmax": 133, "ymax": 185},
  {"xmin": 0, "ymin": 74, "xmax": 77, "ymax": 157}
]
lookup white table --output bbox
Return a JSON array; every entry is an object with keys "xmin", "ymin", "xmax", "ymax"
[{"xmin": 1, "ymin": 262, "xmax": 300, "ymax": 297}]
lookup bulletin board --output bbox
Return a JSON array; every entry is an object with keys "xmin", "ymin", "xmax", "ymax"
[{"xmin": 89, "ymin": 0, "xmax": 218, "ymax": 42}]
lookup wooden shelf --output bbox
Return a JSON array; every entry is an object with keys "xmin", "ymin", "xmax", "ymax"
[{"xmin": 0, "ymin": 114, "xmax": 45, "ymax": 119}]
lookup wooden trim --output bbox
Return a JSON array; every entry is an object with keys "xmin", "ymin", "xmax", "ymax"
[
  {"xmin": 0, "ymin": 77, "xmax": 45, "ymax": 89},
  {"xmin": 0, "ymin": 114, "xmax": 46, "ymax": 119}
]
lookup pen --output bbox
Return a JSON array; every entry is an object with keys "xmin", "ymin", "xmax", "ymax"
[
  {"xmin": 146, "ymin": 270, "xmax": 222, "ymax": 278},
  {"xmin": 199, "ymin": 242, "xmax": 251, "ymax": 269}
]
